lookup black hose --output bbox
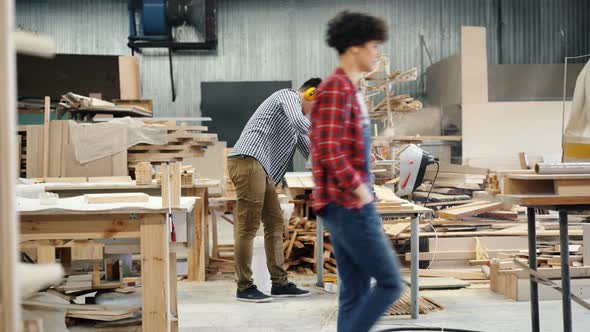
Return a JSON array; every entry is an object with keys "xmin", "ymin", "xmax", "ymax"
[{"xmin": 377, "ymin": 328, "xmax": 485, "ymax": 332}]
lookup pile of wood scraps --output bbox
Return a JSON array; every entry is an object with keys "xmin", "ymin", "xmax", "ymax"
[
  {"xmin": 283, "ymin": 217, "xmax": 335, "ymax": 276},
  {"xmin": 127, "ymin": 122, "xmax": 218, "ymax": 170},
  {"xmin": 57, "ymin": 92, "xmax": 152, "ymax": 120}
]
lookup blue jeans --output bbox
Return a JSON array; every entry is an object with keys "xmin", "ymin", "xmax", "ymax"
[{"xmin": 321, "ymin": 202, "xmax": 403, "ymax": 332}]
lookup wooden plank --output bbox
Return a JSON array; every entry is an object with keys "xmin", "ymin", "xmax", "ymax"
[
  {"xmin": 161, "ymin": 162, "xmax": 181, "ymax": 208},
  {"xmin": 497, "ymin": 194, "xmax": 590, "ymax": 206},
  {"xmin": 405, "ymin": 249, "xmax": 524, "ymax": 261},
  {"xmin": 437, "ymin": 201, "xmax": 502, "ymax": 219},
  {"xmin": 461, "ymin": 26, "xmax": 488, "ymax": 103},
  {"xmin": 20, "ymin": 214, "xmax": 140, "ymax": 241},
  {"xmin": 88, "ymin": 176, "xmax": 133, "ymax": 183},
  {"xmin": 554, "ymin": 179, "xmax": 590, "ymax": 196},
  {"xmin": 48, "ymin": 121, "xmax": 63, "ymax": 177},
  {"xmin": 141, "ymin": 215, "xmax": 171, "ymax": 332},
  {"xmin": 0, "ymin": 10, "xmax": 20, "ymax": 329},
  {"xmin": 187, "ymin": 188, "xmax": 206, "ymax": 282},
  {"xmin": 71, "ymin": 243, "xmax": 104, "ymax": 260},
  {"xmin": 383, "ymin": 223, "xmax": 410, "ymax": 237},
  {"xmin": 92, "ymin": 263, "xmax": 101, "ymax": 287},
  {"xmin": 42, "ymin": 97, "xmax": 50, "ymax": 177},
  {"xmin": 169, "ymin": 252, "xmax": 178, "ymax": 331},
  {"xmin": 419, "ymin": 269, "xmax": 487, "ymax": 280},
  {"xmin": 26, "ymin": 125, "xmax": 44, "ymax": 178},
  {"xmin": 84, "ymin": 193, "xmax": 149, "ymax": 204},
  {"xmin": 480, "ymin": 210, "xmax": 519, "ymax": 219},
  {"xmin": 584, "ymin": 224, "xmax": 590, "ymax": 266},
  {"xmin": 286, "ymin": 230, "xmax": 298, "ymax": 259},
  {"xmin": 37, "ymin": 246, "xmax": 55, "ymax": 264}
]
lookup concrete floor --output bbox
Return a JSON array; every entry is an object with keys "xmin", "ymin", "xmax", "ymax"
[
  {"xmin": 177, "ymin": 276, "xmax": 590, "ymax": 332},
  {"xmin": 180, "ymin": 213, "xmax": 590, "ymax": 331}
]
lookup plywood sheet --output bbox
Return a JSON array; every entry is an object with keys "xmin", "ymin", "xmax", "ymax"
[
  {"xmin": 462, "ymin": 101, "xmax": 571, "ymax": 169},
  {"xmin": 461, "ymin": 26, "xmax": 488, "ymax": 104}
]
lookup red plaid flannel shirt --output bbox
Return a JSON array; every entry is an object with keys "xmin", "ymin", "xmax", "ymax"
[{"xmin": 310, "ymin": 68, "xmax": 368, "ymax": 214}]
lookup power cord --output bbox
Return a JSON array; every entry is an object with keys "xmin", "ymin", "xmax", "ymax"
[{"xmin": 422, "ymin": 161, "xmax": 440, "ymax": 207}]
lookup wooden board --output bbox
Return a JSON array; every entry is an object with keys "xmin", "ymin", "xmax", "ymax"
[
  {"xmin": 419, "ymin": 269, "xmax": 487, "ymax": 280},
  {"xmin": 584, "ymin": 224, "xmax": 590, "ymax": 266},
  {"xmin": 437, "ymin": 201, "xmax": 502, "ymax": 219},
  {"xmin": 88, "ymin": 176, "xmax": 133, "ymax": 183},
  {"xmin": 84, "ymin": 193, "xmax": 149, "ymax": 204},
  {"xmin": 461, "ymin": 26, "xmax": 488, "ymax": 104},
  {"xmin": 404, "ymin": 276, "xmax": 469, "ymax": 290},
  {"xmin": 554, "ymin": 179, "xmax": 590, "ymax": 196},
  {"xmin": 42, "ymin": 96, "xmax": 50, "ymax": 177},
  {"xmin": 462, "ymin": 102, "xmax": 570, "ymax": 170}
]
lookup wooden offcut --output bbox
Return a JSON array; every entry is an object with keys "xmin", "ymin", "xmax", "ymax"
[
  {"xmin": 84, "ymin": 193, "xmax": 149, "ymax": 204},
  {"xmin": 161, "ymin": 162, "xmax": 181, "ymax": 208},
  {"xmin": 437, "ymin": 201, "xmax": 503, "ymax": 219}
]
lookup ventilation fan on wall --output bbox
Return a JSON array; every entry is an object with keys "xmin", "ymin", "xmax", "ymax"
[{"xmin": 127, "ymin": 0, "xmax": 217, "ymax": 101}]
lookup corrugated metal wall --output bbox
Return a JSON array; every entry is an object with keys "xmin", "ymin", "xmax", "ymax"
[{"xmin": 16, "ymin": 0, "xmax": 590, "ymax": 118}]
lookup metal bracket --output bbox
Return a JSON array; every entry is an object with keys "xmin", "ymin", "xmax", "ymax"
[{"xmin": 129, "ymin": 213, "xmax": 139, "ymax": 220}]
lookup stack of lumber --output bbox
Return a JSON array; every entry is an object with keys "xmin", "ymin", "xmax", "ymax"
[
  {"xmin": 283, "ymin": 217, "xmax": 335, "ymax": 276},
  {"xmin": 127, "ymin": 122, "xmax": 218, "ymax": 170},
  {"xmin": 387, "ymin": 292, "xmax": 444, "ymax": 315},
  {"xmin": 413, "ymin": 163, "xmax": 489, "ymax": 206},
  {"xmin": 57, "ymin": 92, "xmax": 151, "ymax": 120}
]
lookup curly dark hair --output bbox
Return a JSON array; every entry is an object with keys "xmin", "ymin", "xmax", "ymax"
[{"xmin": 326, "ymin": 11, "xmax": 388, "ymax": 55}]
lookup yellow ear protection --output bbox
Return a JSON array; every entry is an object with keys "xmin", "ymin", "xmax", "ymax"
[{"xmin": 303, "ymin": 87, "xmax": 317, "ymax": 101}]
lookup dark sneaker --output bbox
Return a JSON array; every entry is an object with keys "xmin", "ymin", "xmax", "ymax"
[
  {"xmin": 271, "ymin": 282, "xmax": 311, "ymax": 298},
  {"xmin": 236, "ymin": 285, "xmax": 273, "ymax": 303}
]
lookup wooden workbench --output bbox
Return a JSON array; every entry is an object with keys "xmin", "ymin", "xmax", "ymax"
[
  {"xmin": 18, "ymin": 196, "xmax": 197, "ymax": 332},
  {"xmin": 40, "ymin": 179, "xmax": 221, "ymax": 282},
  {"xmin": 497, "ymin": 172, "xmax": 590, "ymax": 332}
]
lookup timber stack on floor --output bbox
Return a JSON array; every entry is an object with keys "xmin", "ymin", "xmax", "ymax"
[
  {"xmin": 283, "ymin": 217, "xmax": 335, "ymax": 276},
  {"xmin": 128, "ymin": 121, "xmax": 218, "ymax": 172},
  {"xmin": 20, "ymin": 239, "xmax": 146, "ymax": 330}
]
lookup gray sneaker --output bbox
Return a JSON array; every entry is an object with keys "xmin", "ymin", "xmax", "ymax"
[
  {"xmin": 271, "ymin": 282, "xmax": 311, "ymax": 298},
  {"xmin": 236, "ymin": 285, "xmax": 273, "ymax": 303}
]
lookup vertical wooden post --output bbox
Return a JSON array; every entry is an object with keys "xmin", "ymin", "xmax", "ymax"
[
  {"xmin": 187, "ymin": 188, "xmax": 206, "ymax": 281},
  {"xmin": 162, "ymin": 162, "xmax": 181, "ymax": 208},
  {"xmin": 0, "ymin": 0, "xmax": 20, "ymax": 329},
  {"xmin": 169, "ymin": 252, "xmax": 178, "ymax": 332},
  {"xmin": 42, "ymin": 96, "xmax": 50, "ymax": 178},
  {"xmin": 141, "ymin": 215, "xmax": 170, "ymax": 332}
]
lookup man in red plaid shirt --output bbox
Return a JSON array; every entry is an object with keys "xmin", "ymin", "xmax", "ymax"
[{"xmin": 310, "ymin": 11, "xmax": 402, "ymax": 332}]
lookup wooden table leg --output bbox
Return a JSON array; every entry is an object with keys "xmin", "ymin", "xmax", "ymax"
[
  {"xmin": 211, "ymin": 206, "xmax": 219, "ymax": 258},
  {"xmin": 187, "ymin": 188, "xmax": 206, "ymax": 281},
  {"xmin": 141, "ymin": 215, "xmax": 170, "ymax": 332},
  {"xmin": 169, "ymin": 252, "xmax": 178, "ymax": 332},
  {"xmin": 204, "ymin": 189, "xmax": 210, "ymax": 267}
]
